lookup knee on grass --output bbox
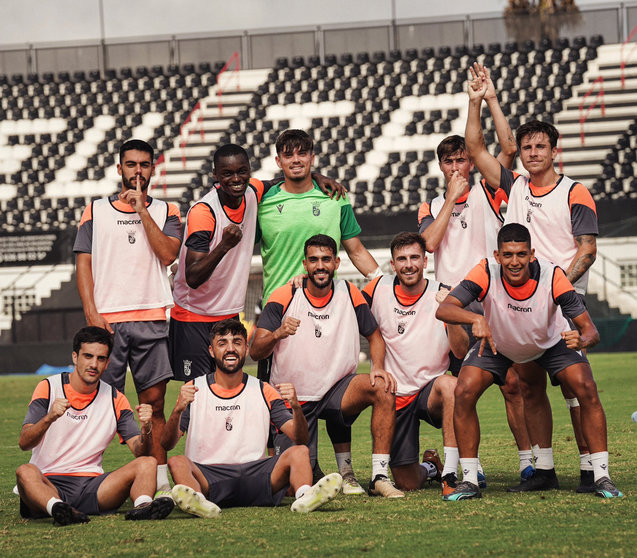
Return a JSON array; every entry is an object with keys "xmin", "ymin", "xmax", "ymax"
[
  {"xmin": 281, "ymin": 445, "xmax": 310, "ymax": 466},
  {"xmin": 15, "ymin": 463, "xmax": 41, "ymax": 486}
]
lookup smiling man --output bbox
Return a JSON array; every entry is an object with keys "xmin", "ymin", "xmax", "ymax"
[
  {"xmin": 362, "ymin": 232, "xmax": 468, "ymax": 497},
  {"xmin": 250, "ymin": 234, "xmax": 402, "ymax": 498},
  {"xmin": 16, "ymin": 327, "xmax": 174, "ymax": 525},
  {"xmin": 435, "ymin": 224, "xmax": 622, "ymax": 500},
  {"xmin": 465, "ymin": 68, "xmax": 601, "ymax": 493},
  {"xmin": 169, "ymin": 144, "xmax": 265, "ymax": 382},
  {"xmin": 74, "ymin": 139, "xmax": 182, "ymax": 494},
  {"xmin": 162, "ymin": 318, "xmax": 342, "ymax": 515}
]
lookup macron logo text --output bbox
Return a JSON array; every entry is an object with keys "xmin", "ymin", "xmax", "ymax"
[
  {"xmin": 117, "ymin": 219, "xmax": 142, "ymax": 225},
  {"xmin": 215, "ymin": 404, "xmax": 241, "ymax": 411},
  {"xmin": 508, "ymin": 303, "xmax": 532, "ymax": 312}
]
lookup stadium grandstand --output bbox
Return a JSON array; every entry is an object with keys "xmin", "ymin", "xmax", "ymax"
[{"xmin": 0, "ymin": 0, "xmax": 636, "ymax": 372}]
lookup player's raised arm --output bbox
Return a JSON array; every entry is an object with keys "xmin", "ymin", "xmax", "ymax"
[
  {"xmin": 276, "ymin": 382, "xmax": 309, "ymax": 445},
  {"xmin": 465, "ymin": 63, "xmax": 502, "ymax": 189},
  {"xmin": 480, "ymin": 63, "xmax": 518, "ymax": 169},
  {"xmin": 19, "ymin": 398, "xmax": 70, "ymax": 451},
  {"xmin": 185, "ymin": 224, "xmax": 242, "ymax": 289},
  {"xmin": 250, "ymin": 317, "xmax": 300, "ymax": 360},
  {"xmin": 161, "ymin": 383, "xmax": 198, "ymax": 451},
  {"xmin": 126, "ymin": 403, "xmax": 154, "ymax": 457}
]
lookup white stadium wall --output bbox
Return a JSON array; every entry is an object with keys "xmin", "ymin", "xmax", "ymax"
[{"xmin": 0, "ymin": 0, "xmax": 634, "ymax": 76}]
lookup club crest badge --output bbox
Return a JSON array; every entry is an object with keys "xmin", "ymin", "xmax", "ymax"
[
  {"xmin": 183, "ymin": 359, "xmax": 192, "ymax": 377},
  {"xmin": 397, "ymin": 322, "xmax": 406, "ymax": 335},
  {"xmin": 127, "ymin": 230, "xmax": 136, "ymax": 244},
  {"xmin": 460, "ymin": 216, "xmax": 467, "ymax": 229},
  {"xmin": 315, "ymin": 324, "xmax": 322, "ymax": 338},
  {"xmin": 225, "ymin": 416, "xmax": 233, "ymax": 431},
  {"xmin": 526, "ymin": 208, "xmax": 533, "ymax": 223},
  {"xmin": 312, "ymin": 203, "xmax": 321, "ymax": 216}
]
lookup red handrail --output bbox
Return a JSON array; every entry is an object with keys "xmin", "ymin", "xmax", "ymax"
[
  {"xmin": 179, "ymin": 101, "xmax": 204, "ymax": 168},
  {"xmin": 578, "ymin": 76, "xmax": 605, "ymax": 145},
  {"xmin": 620, "ymin": 23, "xmax": 637, "ymax": 89},
  {"xmin": 151, "ymin": 153, "xmax": 167, "ymax": 194},
  {"xmin": 216, "ymin": 51, "xmax": 241, "ymax": 114}
]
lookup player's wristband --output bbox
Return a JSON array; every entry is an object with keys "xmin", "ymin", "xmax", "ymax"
[{"xmin": 365, "ymin": 267, "xmax": 383, "ymax": 280}]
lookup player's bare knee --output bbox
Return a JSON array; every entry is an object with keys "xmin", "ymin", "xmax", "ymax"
[
  {"xmin": 167, "ymin": 455, "xmax": 186, "ymax": 471},
  {"xmin": 575, "ymin": 379, "xmax": 601, "ymax": 407},
  {"xmin": 501, "ymin": 374, "xmax": 521, "ymax": 399},
  {"xmin": 288, "ymin": 444, "xmax": 310, "ymax": 463},
  {"xmin": 453, "ymin": 380, "xmax": 476, "ymax": 406},
  {"xmin": 436, "ymin": 374, "xmax": 456, "ymax": 399},
  {"xmin": 15, "ymin": 463, "xmax": 39, "ymax": 484},
  {"xmin": 135, "ymin": 455, "xmax": 158, "ymax": 474}
]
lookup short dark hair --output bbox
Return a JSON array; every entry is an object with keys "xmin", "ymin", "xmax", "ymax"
[
  {"xmin": 213, "ymin": 144, "xmax": 249, "ymax": 168},
  {"xmin": 390, "ymin": 232, "xmax": 427, "ymax": 257},
  {"xmin": 497, "ymin": 223, "xmax": 532, "ymax": 248},
  {"xmin": 304, "ymin": 234, "xmax": 337, "ymax": 257},
  {"xmin": 436, "ymin": 135, "xmax": 466, "ymax": 161},
  {"xmin": 515, "ymin": 120, "xmax": 559, "ymax": 149},
  {"xmin": 119, "ymin": 139, "xmax": 154, "ymax": 164},
  {"xmin": 275, "ymin": 129, "xmax": 313, "ymax": 155},
  {"xmin": 72, "ymin": 327, "xmax": 113, "ymax": 356},
  {"xmin": 209, "ymin": 318, "xmax": 247, "ymax": 342}
]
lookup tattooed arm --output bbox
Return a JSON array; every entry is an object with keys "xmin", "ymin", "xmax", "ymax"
[{"xmin": 566, "ymin": 234, "xmax": 597, "ymax": 285}]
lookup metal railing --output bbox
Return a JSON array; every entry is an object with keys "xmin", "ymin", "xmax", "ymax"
[{"xmin": 588, "ymin": 250, "xmax": 637, "ymax": 311}]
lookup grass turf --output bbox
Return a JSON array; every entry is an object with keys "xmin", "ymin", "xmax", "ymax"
[{"xmin": 0, "ymin": 352, "xmax": 635, "ymax": 557}]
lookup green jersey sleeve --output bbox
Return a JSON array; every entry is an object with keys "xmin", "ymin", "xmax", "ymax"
[{"xmin": 340, "ymin": 201, "xmax": 362, "ymax": 240}]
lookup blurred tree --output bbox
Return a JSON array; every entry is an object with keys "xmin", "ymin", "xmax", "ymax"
[{"xmin": 504, "ymin": 0, "xmax": 582, "ymax": 43}]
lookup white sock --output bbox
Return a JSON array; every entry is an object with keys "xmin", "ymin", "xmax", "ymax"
[
  {"xmin": 133, "ymin": 495, "xmax": 153, "ymax": 508},
  {"xmin": 420, "ymin": 461, "xmax": 438, "ymax": 479},
  {"xmin": 156, "ymin": 464, "xmax": 170, "ymax": 490},
  {"xmin": 295, "ymin": 484, "xmax": 312, "ymax": 499},
  {"xmin": 580, "ymin": 453, "xmax": 593, "ymax": 472},
  {"xmin": 590, "ymin": 451, "xmax": 609, "ymax": 482},
  {"xmin": 372, "ymin": 454, "xmax": 390, "ymax": 479},
  {"xmin": 441, "ymin": 446, "xmax": 459, "ymax": 477},
  {"xmin": 46, "ymin": 497, "xmax": 63, "ymax": 516},
  {"xmin": 335, "ymin": 452, "xmax": 354, "ymax": 475},
  {"xmin": 533, "ymin": 446, "xmax": 554, "ymax": 470},
  {"xmin": 519, "ymin": 450, "xmax": 534, "ymax": 472},
  {"xmin": 477, "ymin": 456, "xmax": 484, "ymax": 476},
  {"xmin": 459, "ymin": 458, "xmax": 479, "ymax": 486}
]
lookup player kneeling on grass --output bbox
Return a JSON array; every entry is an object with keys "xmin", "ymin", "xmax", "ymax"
[
  {"xmin": 16, "ymin": 326, "xmax": 174, "ymax": 525},
  {"xmin": 436, "ymin": 223, "xmax": 622, "ymax": 501},
  {"xmin": 161, "ymin": 318, "xmax": 342, "ymax": 516},
  {"xmin": 362, "ymin": 232, "xmax": 469, "ymax": 498}
]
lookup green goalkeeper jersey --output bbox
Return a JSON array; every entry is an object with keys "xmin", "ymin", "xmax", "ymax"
[{"xmin": 257, "ymin": 181, "xmax": 362, "ymax": 302}]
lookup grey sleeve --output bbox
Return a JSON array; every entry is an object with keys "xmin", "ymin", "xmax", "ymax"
[
  {"xmin": 116, "ymin": 408, "xmax": 141, "ymax": 443},
  {"xmin": 269, "ymin": 399, "xmax": 294, "ymax": 430},
  {"xmin": 73, "ymin": 220, "xmax": 93, "ymax": 254},
  {"xmin": 499, "ymin": 165, "xmax": 515, "ymax": 197},
  {"xmin": 23, "ymin": 398, "xmax": 49, "ymax": 426},
  {"xmin": 449, "ymin": 280, "xmax": 483, "ymax": 307}
]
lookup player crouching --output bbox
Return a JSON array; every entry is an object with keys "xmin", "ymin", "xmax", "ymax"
[
  {"xmin": 161, "ymin": 319, "xmax": 342, "ymax": 516},
  {"xmin": 436, "ymin": 224, "xmax": 622, "ymax": 500},
  {"xmin": 16, "ymin": 327, "xmax": 174, "ymax": 525}
]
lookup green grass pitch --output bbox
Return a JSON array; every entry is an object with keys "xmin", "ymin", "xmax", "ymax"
[{"xmin": 0, "ymin": 353, "xmax": 635, "ymax": 557}]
